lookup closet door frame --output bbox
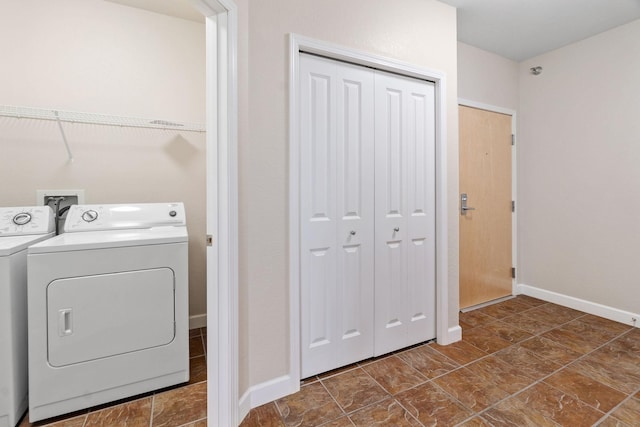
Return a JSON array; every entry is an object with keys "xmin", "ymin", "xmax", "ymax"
[{"xmin": 289, "ymin": 34, "xmax": 452, "ymax": 393}]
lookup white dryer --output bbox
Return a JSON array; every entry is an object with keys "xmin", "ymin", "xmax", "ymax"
[
  {"xmin": 0, "ymin": 206, "xmax": 54, "ymax": 427},
  {"xmin": 27, "ymin": 202, "xmax": 189, "ymax": 422}
]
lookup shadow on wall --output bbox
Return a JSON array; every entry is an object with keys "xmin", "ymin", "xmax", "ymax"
[{"xmin": 164, "ymin": 134, "xmax": 201, "ymax": 168}]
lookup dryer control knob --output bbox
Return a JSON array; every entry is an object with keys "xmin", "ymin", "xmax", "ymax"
[
  {"xmin": 82, "ymin": 210, "xmax": 99, "ymax": 222},
  {"xmin": 13, "ymin": 212, "xmax": 32, "ymax": 225},
  {"xmin": 169, "ymin": 210, "xmax": 177, "ymax": 217}
]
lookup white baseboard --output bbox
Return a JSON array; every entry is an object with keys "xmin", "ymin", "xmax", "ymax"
[
  {"xmin": 517, "ymin": 284, "xmax": 639, "ymax": 327},
  {"xmin": 437, "ymin": 325, "xmax": 462, "ymax": 345},
  {"xmin": 189, "ymin": 313, "xmax": 207, "ymax": 330},
  {"xmin": 238, "ymin": 374, "xmax": 300, "ymax": 423}
]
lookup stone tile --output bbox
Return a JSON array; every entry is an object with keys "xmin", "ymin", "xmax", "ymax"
[
  {"xmin": 570, "ymin": 358, "xmax": 639, "ymax": 394},
  {"xmin": 610, "ymin": 330, "xmax": 640, "ymax": 353},
  {"xmin": 543, "ymin": 368, "xmax": 626, "ymax": 412},
  {"xmin": 348, "ymin": 399, "xmax": 420, "ymax": 426},
  {"xmin": 462, "ymin": 326, "xmax": 514, "ymax": 354},
  {"xmin": 181, "ymin": 420, "xmax": 207, "ymax": 427},
  {"xmin": 608, "ymin": 397, "xmax": 640, "ymax": 426},
  {"xmin": 457, "ymin": 416, "xmax": 492, "ymax": 426},
  {"xmin": 321, "ymin": 368, "xmax": 388, "ymax": 413},
  {"xmin": 361, "ymin": 356, "xmax": 426, "ymax": 395},
  {"xmin": 459, "ymin": 310, "xmax": 496, "ymax": 329},
  {"xmin": 396, "ymin": 344, "xmax": 459, "ymax": 379},
  {"xmin": 432, "ymin": 340, "xmax": 488, "ymax": 365},
  {"xmin": 576, "ymin": 342, "xmax": 640, "ymax": 393},
  {"xmin": 24, "ymin": 415, "xmax": 88, "ymax": 427},
  {"xmin": 500, "ymin": 311, "xmax": 555, "ymax": 335},
  {"xmin": 514, "ymin": 295, "xmax": 547, "ymax": 307},
  {"xmin": 541, "ymin": 317, "xmax": 621, "ymax": 354},
  {"xmin": 577, "ymin": 314, "xmax": 632, "ymax": 337},
  {"xmin": 323, "ymin": 416, "xmax": 355, "ymax": 426},
  {"xmin": 189, "ymin": 355, "xmax": 207, "ymax": 384},
  {"xmin": 523, "ymin": 303, "xmax": 583, "ymax": 326},
  {"xmin": 152, "ymin": 381, "xmax": 207, "ymax": 427},
  {"xmin": 239, "ymin": 403, "xmax": 284, "ymax": 427},
  {"xmin": 516, "ymin": 382, "xmax": 605, "ymax": 426},
  {"xmin": 395, "ymin": 382, "xmax": 473, "ymax": 426},
  {"xmin": 482, "ymin": 397, "xmax": 557, "ymax": 427},
  {"xmin": 518, "ymin": 336, "xmax": 583, "ymax": 365},
  {"xmin": 300, "ymin": 376, "xmax": 319, "ymax": 386},
  {"xmin": 189, "ymin": 336, "xmax": 205, "ymax": 358},
  {"xmin": 201, "ymin": 326, "xmax": 207, "ymax": 336},
  {"xmin": 317, "ymin": 363, "xmax": 360, "ymax": 381},
  {"xmin": 494, "ymin": 345, "xmax": 562, "ymax": 380},
  {"xmin": 482, "ymin": 320, "xmax": 534, "ymax": 344},
  {"xmin": 189, "ymin": 328, "xmax": 201, "ymax": 338},
  {"xmin": 476, "ymin": 299, "xmax": 532, "ymax": 319},
  {"xmin": 85, "ymin": 397, "xmax": 152, "ymax": 426},
  {"xmin": 275, "ymin": 382, "xmax": 343, "ymax": 427},
  {"xmin": 432, "ymin": 367, "xmax": 510, "ymax": 411},
  {"xmin": 465, "ymin": 355, "xmax": 536, "ymax": 394},
  {"xmin": 597, "ymin": 416, "xmax": 633, "ymax": 427}
]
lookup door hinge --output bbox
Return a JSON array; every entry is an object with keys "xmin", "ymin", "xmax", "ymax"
[
  {"xmin": 511, "ymin": 267, "xmax": 516, "ymax": 279},
  {"xmin": 511, "ymin": 134, "xmax": 515, "ymax": 146},
  {"xmin": 206, "ymin": 235, "xmax": 213, "ymax": 246},
  {"xmin": 512, "ymin": 200, "xmax": 515, "ymax": 212}
]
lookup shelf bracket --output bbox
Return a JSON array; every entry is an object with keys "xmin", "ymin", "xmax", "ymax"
[{"xmin": 54, "ymin": 111, "xmax": 74, "ymax": 161}]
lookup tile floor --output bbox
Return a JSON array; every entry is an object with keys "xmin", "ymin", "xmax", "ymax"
[
  {"xmin": 19, "ymin": 327, "xmax": 208, "ymax": 427},
  {"xmin": 18, "ymin": 296, "xmax": 640, "ymax": 426},
  {"xmin": 241, "ymin": 296, "xmax": 640, "ymax": 426}
]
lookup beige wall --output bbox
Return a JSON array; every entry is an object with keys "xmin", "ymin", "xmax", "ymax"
[
  {"xmin": 0, "ymin": 0, "xmax": 207, "ymax": 318},
  {"xmin": 457, "ymin": 42, "xmax": 519, "ymax": 110},
  {"xmin": 518, "ymin": 19, "xmax": 640, "ymax": 313},
  {"xmin": 240, "ymin": 0, "xmax": 459, "ymax": 391}
]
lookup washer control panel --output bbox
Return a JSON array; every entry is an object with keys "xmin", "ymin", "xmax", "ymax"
[
  {"xmin": 64, "ymin": 203, "xmax": 186, "ymax": 232},
  {"xmin": 0, "ymin": 206, "xmax": 55, "ymax": 236}
]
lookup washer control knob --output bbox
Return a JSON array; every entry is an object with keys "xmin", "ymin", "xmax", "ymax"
[
  {"xmin": 169, "ymin": 210, "xmax": 177, "ymax": 217},
  {"xmin": 81, "ymin": 210, "xmax": 98, "ymax": 222},
  {"xmin": 13, "ymin": 212, "xmax": 32, "ymax": 226}
]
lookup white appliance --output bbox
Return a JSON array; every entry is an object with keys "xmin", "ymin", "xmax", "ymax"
[
  {"xmin": 0, "ymin": 206, "xmax": 55, "ymax": 427},
  {"xmin": 27, "ymin": 202, "xmax": 189, "ymax": 422}
]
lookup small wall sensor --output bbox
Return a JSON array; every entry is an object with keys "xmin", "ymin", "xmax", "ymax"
[{"xmin": 530, "ymin": 66, "xmax": 543, "ymax": 75}]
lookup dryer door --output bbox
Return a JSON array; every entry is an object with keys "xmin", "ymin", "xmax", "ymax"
[{"xmin": 47, "ymin": 268, "xmax": 175, "ymax": 367}]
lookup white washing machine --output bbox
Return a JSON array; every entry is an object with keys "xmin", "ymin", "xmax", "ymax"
[
  {"xmin": 0, "ymin": 206, "xmax": 55, "ymax": 427},
  {"xmin": 27, "ymin": 202, "xmax": 189, "ymax": 422}
]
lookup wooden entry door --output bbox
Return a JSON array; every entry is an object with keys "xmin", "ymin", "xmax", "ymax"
[{"xmin": 459, "ymin": 105, "xmax": 512, "ymax": 309}]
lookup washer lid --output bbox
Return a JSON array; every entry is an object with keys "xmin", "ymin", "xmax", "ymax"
[
  {"xmin": 28, "ymin": 226, "xmax": 187, "ymax": 254},
  {"xmin": 0, "ymin": 233, "xmax": 55, "ymax": 256}
]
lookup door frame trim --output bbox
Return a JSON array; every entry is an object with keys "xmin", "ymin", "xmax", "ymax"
[
  {"xmin": 458, "ymin": 98, "xmax": 517, "ymax": 295},
  {"xmin": 191, "ymin": 0, "xmax": 238, "ymax": 425},
  {"xmin": 289, "ymin": 34, "xmax": 450, "ymax": 392}
]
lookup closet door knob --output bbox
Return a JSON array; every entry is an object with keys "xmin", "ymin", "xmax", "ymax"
[
  {"xmin": 393, "ymin": 227, "xmax": 400, "ymax": 232},
  {"xmin": 350, "ymin": 230, "xmax": 356, "ymax": 236}
]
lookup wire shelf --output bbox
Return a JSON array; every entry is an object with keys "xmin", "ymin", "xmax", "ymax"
[{"xmin": 0, "ymin": 105, "xmax": 206, "ymax": 132}]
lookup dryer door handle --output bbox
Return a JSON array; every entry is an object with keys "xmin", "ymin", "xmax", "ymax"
[{"xmin": 58, "ymin": 309, "xmax": 73, "ymax": 337}]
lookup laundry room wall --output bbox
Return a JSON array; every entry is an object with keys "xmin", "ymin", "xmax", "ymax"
[
  {"xmin": 517, "ymin": 18, "xmax": 640, "ymax": 316},
  {"xmin": 238, "ymin": 0, "xmax": 460, "ymax": 399},
  {"xmin": 0, "ymin": 0, "xmax": 208, "ymax": 323}
]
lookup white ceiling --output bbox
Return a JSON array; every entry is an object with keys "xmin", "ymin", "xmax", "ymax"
[
  {"xmin": 104, "ymin": 0, "xmax": 204, "ymax": 23},
  {"xmin": 104, "ymin": 0, "xmax": 640, "ymax": 61},
  {"xmin": 438, "ymin": 0, "xmax": 640, "ymax": 61}
]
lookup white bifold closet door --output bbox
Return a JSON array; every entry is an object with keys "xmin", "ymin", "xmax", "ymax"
[
  {"xmin": 373, "ymin": 70, "xmax": 436, "ymax": 356},
  {"xmin": 300, "ymin": 53, "xmax": 435, "ymax": 378},
  {"xmin": 300, "ymin": 54, "xmax": 375, "ymax": 378}
]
